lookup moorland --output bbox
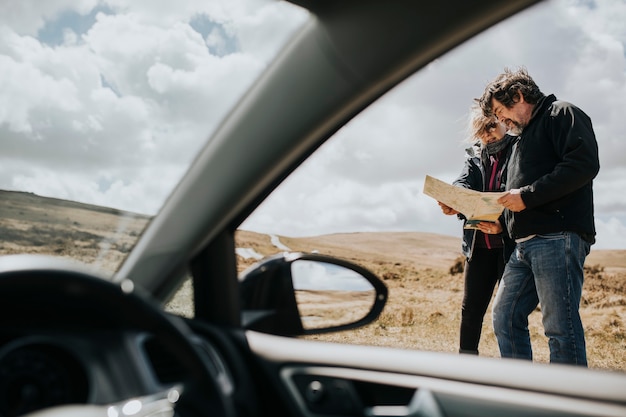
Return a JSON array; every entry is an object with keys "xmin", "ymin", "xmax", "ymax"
[
  {"xmin": 234, "ymin": 230, "xmax": 626, "ymax": 371},
  {"xmin": 1, "ymin": 190, "xmax": 624, "ymax": 371}
]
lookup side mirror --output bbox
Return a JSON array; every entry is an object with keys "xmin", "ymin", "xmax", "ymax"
[{"xmin": 239, "ymin": 252, "xmax": 387, "ymax": 336}]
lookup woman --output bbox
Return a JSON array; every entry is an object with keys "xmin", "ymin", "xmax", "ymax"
[{"xmin": 439, "ymin": 105, "xmax": 515, "ymax": 355}]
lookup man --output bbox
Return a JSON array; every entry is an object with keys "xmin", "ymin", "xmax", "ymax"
[{"xmin": 478, "ymin": 67, "xmax": 599, "ymax": 366}]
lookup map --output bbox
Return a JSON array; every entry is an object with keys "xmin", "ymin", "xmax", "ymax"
[{"xmin": 422, "ymin": 175, "xmax": 506, "ymax": 229}]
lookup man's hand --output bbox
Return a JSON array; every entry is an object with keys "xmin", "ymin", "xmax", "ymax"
[
  {"xmin": 438, "ymin": 202, "xmax": 459, "ymax": 215},
  {"xmin": 498, "ymin": 189, "xmax": 526, "ymax": 212}
]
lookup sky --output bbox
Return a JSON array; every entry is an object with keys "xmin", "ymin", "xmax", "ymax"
[
  {"xmin": 1, "ymin": 0, "xmax": 625, "ymax": 249},
  {"xmin": 246, "ymin": 0, "xmax": 626, "ymax": 250}
]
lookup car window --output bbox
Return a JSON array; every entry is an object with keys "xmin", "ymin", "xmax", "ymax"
[
  {"xmin": 0, "ymin": 0, "xmax": 309, "ymax": 277},
  {"xmin": 239, "ymin": 0, "xmax": 626, "ymax": 372}
]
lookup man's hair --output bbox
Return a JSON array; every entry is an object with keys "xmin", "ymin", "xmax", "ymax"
[{"xmin": 478, "ymin": 67, "xmax": 544, "ymax": 116}]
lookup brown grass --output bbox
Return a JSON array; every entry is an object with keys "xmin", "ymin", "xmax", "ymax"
[
  {"xmin": 1, "ymin": 191, "xmax": 623, "ymax": 372},
  {"xmin": 296, "ymin": 289, "xmax": 375, "ymax": 330},
  {"xmin": 235, "ymin": 230, "xmax": 626, "ymax": 372},
  {"xmin": 0, "ymin": 190, "xmax": 149, "ymax": 273}
]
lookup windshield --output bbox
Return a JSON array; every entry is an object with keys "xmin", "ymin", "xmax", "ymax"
[{"xmin": 0, "ymin": 1, "xmax": 308, "ymax": 276}]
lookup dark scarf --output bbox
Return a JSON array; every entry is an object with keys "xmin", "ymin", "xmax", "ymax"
[{"xmin": 485, "ymin": 134, "xmax": 513, "ymax": 156}]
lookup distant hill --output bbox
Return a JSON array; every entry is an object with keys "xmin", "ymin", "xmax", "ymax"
[
  {"xmin": 0, "ymin": 189, "xmax": 150, "ymax": 218},
  {"xmin": 0, "ymin": 188, "xmax": 623, "ymax": 273},
  {"xmin": 0, "ymin": 189, "xmax": 150, "ymax": 272},
  {"xmin": 235, "ymin": 229, "xmax": 626, "ymax": 273}
]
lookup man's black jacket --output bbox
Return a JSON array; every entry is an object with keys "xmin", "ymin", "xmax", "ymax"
[{"xmin": 504, "ymin": 94, "xmax": 600, "ymax": 243}]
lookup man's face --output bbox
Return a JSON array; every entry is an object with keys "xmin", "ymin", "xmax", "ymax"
[{"xmin": 490, "ymin": 93, "xmax": 534, "ymax": 135}]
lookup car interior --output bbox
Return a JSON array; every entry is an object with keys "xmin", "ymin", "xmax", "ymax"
[{"xmin": 0, "ymin": 0, "xmax": 625, "ymax": 417}]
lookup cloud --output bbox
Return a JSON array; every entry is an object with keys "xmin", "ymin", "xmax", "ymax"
[
  {"xmin": 245, "ymin": 0, "xmax": 626, "ymax": 249},
  {"xmin": 0, "ymin": 0, "xmax": 306, "ymax": 214},
  {"xmin": 0, "ymin": 0, "xmax": 99, "ymax": 35},
  {"xmin": 594, "ymin": 217, "xmax": 626, "ymax": 250}
]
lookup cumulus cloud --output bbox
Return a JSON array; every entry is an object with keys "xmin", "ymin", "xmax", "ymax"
[
  {"xmin": 0, "ymin": 0, "xmax": 99, "ymax": 35},
  {"xmin": 0, "ymin": 0, "xmax": 306, "ymax": 213}
]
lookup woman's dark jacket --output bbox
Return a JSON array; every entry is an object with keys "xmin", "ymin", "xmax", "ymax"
[
  {"xmin": 504, "ymin": 94, "xmax": 599, "ymax": 243},
  {"xmin": 453, "ymin": 138, "xmax": 515, "ymax": 262}
]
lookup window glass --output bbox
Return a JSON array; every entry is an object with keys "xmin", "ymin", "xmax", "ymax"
[
  {"xmin": 0, "ymin": 0, "xmax": 308, "ymax": 276},
  {"xmin": 240, "ymin": 0, "xmax": 626, "ymax": 372}
]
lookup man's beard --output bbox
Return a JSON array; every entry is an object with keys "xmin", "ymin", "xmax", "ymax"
[{"xmin": 509, "ymin": 121, "xmax": 524, "ymax": 135}]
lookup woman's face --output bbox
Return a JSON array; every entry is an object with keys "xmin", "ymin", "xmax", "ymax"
[{"xmin": 479, "ymin": 120, "xmax": 507, "ymax": 145}]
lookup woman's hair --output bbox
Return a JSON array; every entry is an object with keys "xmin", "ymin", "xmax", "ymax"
[
  {"xmin": 478, "ymin": 67, "xmax": 544, "ymax": 116},
  {"xmin": 466, "ymin": 103, "xmax": 496, "ymax": 143}
]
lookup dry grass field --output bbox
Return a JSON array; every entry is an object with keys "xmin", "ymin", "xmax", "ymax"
[
  {"xmin": 235, "ymin": 230, "xmax": 626, "ymax": 372},
  {"xmin": 0, "ymin": 190, "xmax": 623, "ymax": 372},
  {"xmin": 0, "ymin": 190, "xmax": 149, "ymax": 272},
  {"xmin": 295, "ymin": 289, "xmax": 375, "ymax": 330}
]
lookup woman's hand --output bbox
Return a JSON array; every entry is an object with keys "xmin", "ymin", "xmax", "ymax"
[
  {"xmin": 477, "ymin": 220, "xmax": 503, "ymax": 234},
  {"xmin": 438, "ymin": 202, "xmax": 459, "ymax": 215}
]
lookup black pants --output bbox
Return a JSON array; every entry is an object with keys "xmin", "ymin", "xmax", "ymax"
[{"xmin": 459, "ymin": 247, "xmax": 505, "ymax": 353}]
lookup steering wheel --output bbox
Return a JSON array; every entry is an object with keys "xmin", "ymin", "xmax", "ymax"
[{"xmin": 0, "ymin": 255, "xmax": 235, "ymax": 417}]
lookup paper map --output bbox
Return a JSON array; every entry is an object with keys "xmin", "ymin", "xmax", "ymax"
[{"xmin": 422, "ymin": 175, "xmax": 506, "ymax": 229}]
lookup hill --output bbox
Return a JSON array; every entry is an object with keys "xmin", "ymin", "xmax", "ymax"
[{"xmin": 0, "ymin": 190, "xmax": 149, "ymax": 270}]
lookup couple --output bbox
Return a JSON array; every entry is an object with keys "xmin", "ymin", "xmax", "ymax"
[{"xmin": 439, "ymin": 67, "xmax": 599, "ymax": 366}]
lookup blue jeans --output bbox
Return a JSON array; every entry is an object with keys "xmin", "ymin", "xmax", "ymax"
[{"xmin": 492, "ymin": 232, "xmax": 589, "ymax": 366}]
